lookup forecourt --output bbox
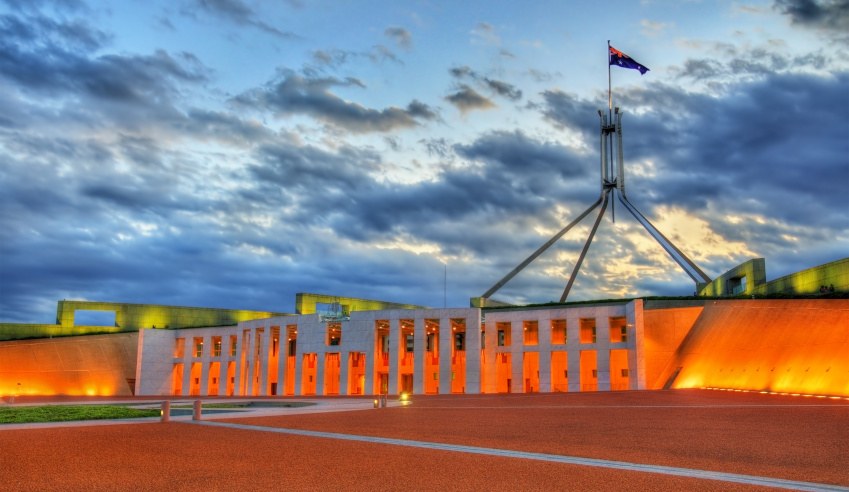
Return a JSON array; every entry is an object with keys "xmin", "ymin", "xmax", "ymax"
[{"xmin": 1, "ymin": 390, "xmax": 848, "ymax": 491}]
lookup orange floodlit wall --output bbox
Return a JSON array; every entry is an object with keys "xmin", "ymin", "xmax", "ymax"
[
  {"xmin": 641, "ymin": 306, "xmax": 705, "ymax": 389},
  {"xmin": 672, "ymin": 299, "xmax": 849, "ymax": 396},
  {"xmin": 0, "ymin": 333, "xmax": 138, "ymax": 396}
]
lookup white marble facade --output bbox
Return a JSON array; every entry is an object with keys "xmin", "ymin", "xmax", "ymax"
[{"xmin": 136, "ymin": 302, "xmax": 643, "ymax": 396}]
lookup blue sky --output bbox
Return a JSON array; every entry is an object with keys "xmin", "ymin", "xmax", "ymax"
[{"xmin": 1, "ymin": 0, "xmax": 847, "ymax": 322}]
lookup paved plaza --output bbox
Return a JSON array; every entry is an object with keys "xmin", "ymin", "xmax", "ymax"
[{"xmin": 1, "ymin": 390, "xmax": 847, "ymax": 491}]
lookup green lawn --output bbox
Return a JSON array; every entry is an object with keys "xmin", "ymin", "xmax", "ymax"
[{"xmin": 0, "ymin": 405, "xmax": 160, "ymax": 424}]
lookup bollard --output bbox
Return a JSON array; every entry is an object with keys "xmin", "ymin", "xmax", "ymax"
[
  {"xmin": 160, "ymin": 401, "xmax": 171, "ymax": 423},
  {"xmin": 192, "ymin": 400, "xmax": 202, "ymax": 421}
]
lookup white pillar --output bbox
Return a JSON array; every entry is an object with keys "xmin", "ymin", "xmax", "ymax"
[
  {"xmin": 387, "ymin": 318, "xmax": 400, "ymax": 395},
  {"xmin": 464, "ymin": 311, "xmax": 482, "ymax": 394},
  {"xmin": 413, "ymin": 317, "xmax": 425, "ymax": 395},
  {"xmin": 438, "ymin": 317, "xmax": 452, "ymax": 394}
]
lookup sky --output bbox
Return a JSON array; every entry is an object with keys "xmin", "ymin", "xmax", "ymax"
[{"xmin": 1, "ymin": 0, "xmax": 848, "ymax": 323}]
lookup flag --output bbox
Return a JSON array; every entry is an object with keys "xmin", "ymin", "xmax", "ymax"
[{"xmin": 609, "ymin": 45, "xmax": 649, "ymax": 75}]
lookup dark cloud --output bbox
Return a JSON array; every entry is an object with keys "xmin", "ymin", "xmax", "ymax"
[
  {"xmin": 449, "ymin": 65, "xmax": 523, "ymax": 102},
  {"xmin": 445, "ymin": 85, "xmax": 495, "ymax": 113},
  {"xmin": 190, "ymin": 0, "xmax": 299, "ymax": 39},
  {"xmin": 234, "ymin": 72, "xmax": 437, "ymax": 133},
  {"xmin": 485, "ymin": 78, "xmax": 522, "ymax": 100},
  {"xmin": 774, "ymin": 0, "xmax": 849, "ymax": 33}
]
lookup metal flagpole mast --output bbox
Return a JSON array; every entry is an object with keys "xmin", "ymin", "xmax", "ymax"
[{"xmin": 607, "ymin": 40, "xmax": 612, "ymax": 118}]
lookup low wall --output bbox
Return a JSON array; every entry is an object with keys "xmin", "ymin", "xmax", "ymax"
[{"xmin": 0, "ymin": 332, "xmax": 138, "ymax": 397}]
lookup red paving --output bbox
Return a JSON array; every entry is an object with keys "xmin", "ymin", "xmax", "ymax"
[{"xmin": 1, "ymin": 390, "xmax": 847, "ymax": 491}]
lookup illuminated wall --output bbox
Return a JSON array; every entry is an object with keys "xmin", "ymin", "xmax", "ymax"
[
  {"xmin": 753, "ymin": 257, "xmax": 848, "ymax": 296},
  {"xmin": 698, "ymin": 257, "xmax": 848, "ymax": 297},
  {"xmin": 671, "ymin": 299, "xmax": 849, "ymax": 396},
  {"xmin": 0, "ymin": 333, "xmax": 138, "ymax": 397},
  {"xmin": 0, "ymin": 300, "xmax": 289, "ymax": 341},
  {"xmin": 641, "ymin": 305, "xmax": 705, "ymax": 389},
  {"xmin": 698, "ymin": 258, "xmax": 766, "ymax": 297},
  {"xmin": 295, "ymin": 293, "xmax": 426, "ymax": 315}
]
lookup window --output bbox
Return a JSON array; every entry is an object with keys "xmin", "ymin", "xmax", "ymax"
[
  {"xmin": 523, "ymin": 321, "xmax": 538, "ymax": 345},
  {"xmin": 405, "ymin": 334, "xmax": 414, "ymax": 352},
  {"xmin": 193, "ymin": 337, "xmax": 203, "ymax": 358},
  {"xmin": 326, "ymin": 322, "xmax": 341, "ymax": 346},
  {"xmin": 496, "ymin": 322, "xmax": 511, "ymax": 346},
  {"xmin": 454, "ymin": 332, "xmax": 465, "ymax": 351},
  {"xmin": 229, "ymin": 335, "xmax": 237, "ymax": 357},
  {"xmin": 580, "ymin": 319, "xmax": 596, "ymax": 344},
  {"xmin": 551, "ymin": 319, "xmax": 567, "ymax": 344},
  {"xmin": 212, "ymin": 336, "xmax": 222, "ymax": 357},
  {"xmin": 609, "ymin": 317, "xmax": 627, "ymax": 343},
  {"xmin": 174, "ymin": 338, "xmax": 185, "ymax": 358}
]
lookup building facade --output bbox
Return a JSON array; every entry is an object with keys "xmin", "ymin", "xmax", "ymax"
[{"xmin": 136, "ymin": 302, "xmax": 650, "ymax": 397}]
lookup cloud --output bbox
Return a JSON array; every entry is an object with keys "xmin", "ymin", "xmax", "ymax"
[
  {"xmin": 774, "ymin": 0, "xmax": 849, "ymax": 34},
  {"xmin": 190, "ymin": 0, "xmax": 299, "ymax": 39},
  {"xmin": 445, "ymin": 85, "xmax": 495, "ymax": 113},
  {"xmin": 449, "ymin": 65, "xmax": 523, "ymax": 101},
  {"xmin": 471, "ymin": 22, "xmax": 499, "ymax": 45},
  {"xmin": 385, "ymin": 26, "xmax": 412, "ymax": 50},
  {"xmin": 234, "ymin": 72, "xmax": 437, "ymax": 133},
  {"xmin": 640, "ymin": 19, "xmax": 672, "ymax": 37}
]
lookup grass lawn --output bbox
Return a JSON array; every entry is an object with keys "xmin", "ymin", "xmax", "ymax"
[{"xmin": 0, "ymin": 405, "xmax": 160, "ymax": 424}]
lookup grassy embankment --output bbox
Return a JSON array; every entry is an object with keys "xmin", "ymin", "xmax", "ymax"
[{"xmin": 0, "ymin": 405, "xmax": 159, "ymax": 424}]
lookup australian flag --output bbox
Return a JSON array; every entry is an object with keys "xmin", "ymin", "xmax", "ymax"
[{"xmin": 609, "ymin": 45, "xmax": 649, "ymax": 75}]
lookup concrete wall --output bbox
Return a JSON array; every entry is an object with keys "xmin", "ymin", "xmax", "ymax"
[
  {"xmin": 641, "ymin": 306, "xmax": 705, "ymax": 389},
  {"xmin": 755, "ymin": 257, "xmax": 849, "ymax": 296},
  {"xmin": 0, "ymin": 332, "xmax": 138, "ymax": 397},
  {"xmin": 671, "ymin": 299, "xmax": 849, "ymax": 396},
  {"xmin": 295, "ymin": 293, "xmax": 427, "ymax": 315},
  {"xmin": 483, "ymin": 302, "xmax": 638, "ymax": 393},
  {"xmin": 0, "ymin": 300, "xmax": 289, "ymax": 341}
]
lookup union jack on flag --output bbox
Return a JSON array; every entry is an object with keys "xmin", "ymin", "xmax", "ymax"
[{"xmin": 609, "ymin": 45, "xmax": 649, "ymax": 75}]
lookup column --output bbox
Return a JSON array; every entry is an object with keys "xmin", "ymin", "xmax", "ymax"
[
  {"xmin": 596, "ymin": 316, "xmax": 611, "ymax": 391},
  {"xmin": 316, "ymin": 351, "xmax": 326, "ymax": 396},
  {"xmin": 413, "ymin": 317, "xmax": 425, "ymax": 395},
  {"xmin": 337, "ymin": 350, "xmax": 348, "ymax": 396},
  {"xmin": 258, "ymin": 328, "xmax": 271, "ymax": 396},
  {"xmin": 198, "ymin": 335, "xmax": 210, "ymax": 396},
  {"xmin": 484, "ymin": 318, "xmax": 498, "ymax": 393},
  {"xmin": 438, "ymin": 317, "xmax": 452, "ymax": 394},
  {"xmin": 464, "ymin": 311, "xmax": 482, "ymax": 394},
  {"xmin": 510, "ymin": 321, "xmax": 523, "ymax": 393},
  {"xmin": 387, "ymin": 318, "xmax": 401, "ymax": 395}
]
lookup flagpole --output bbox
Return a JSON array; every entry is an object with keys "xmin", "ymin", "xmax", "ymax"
[{"xmin": 607, "ymin": 40, "xmax": 612, "ymax": 118}]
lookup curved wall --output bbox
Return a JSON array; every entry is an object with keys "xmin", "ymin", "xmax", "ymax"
[{"xmin": 672, "ymin": 299, "xmax": 849, "ymax": 396}]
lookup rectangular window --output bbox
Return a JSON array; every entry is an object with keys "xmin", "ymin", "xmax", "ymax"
[
  {"xmin": 174, "ymin": 338, "xmax": 185, "ymax": 358},
  {"xmin": 609, "ymin": 317, "xmax": 627, "ymax": 343},
  {"xmin": 523, "ymin": 321, "xmax": 538, "ymax": 345},
  {"xmin": 405, "ymin": 334, "xmax": 414, "ymax": 352},
  {"xmin": 229, "ymin": 335, "xmax": 237, "ymax": 357},
  {"xmin": 212, "ymin": 336, "xmax": 222, "ymax": 357},
  {"xmin": 580, "ymin": 319, "xmax": 596, "ymax": 344},
  {"xmin": 496, "ymin": 322, "xmax": 511, "ymax": 346},
  {"xmin": 551, "ymin": 319, "xmax": 567, "ymax": 344},
  {"xmin": 193, "ymin": 337, "xmax": 203, "ymax": 358},
  {"xmin": 327, "ymin": 322, "xmax": 341, "ymax": 346},
  {"xmin": 454, "ymin": 332, "xmax": 465, "ymax": 351}
]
